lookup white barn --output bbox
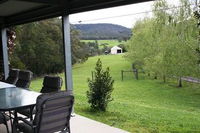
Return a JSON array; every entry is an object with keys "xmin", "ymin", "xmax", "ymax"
[{"xmin": 110, "ymin": 46, "xmax": 123, "ymax": 54}]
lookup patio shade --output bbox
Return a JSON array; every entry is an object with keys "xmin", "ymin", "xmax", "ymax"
[
  {"xmin": 0, "ymin": 0, "xmax": 153, "ymax": 28},
  {"xmin": 0, "ymin": 0, "xmax": 153, "ymax": 89}
]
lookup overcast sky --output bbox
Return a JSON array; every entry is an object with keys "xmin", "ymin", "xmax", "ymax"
[{"xmin": 69, "ymin": 0, "xmax": 195, "ymax": 28}]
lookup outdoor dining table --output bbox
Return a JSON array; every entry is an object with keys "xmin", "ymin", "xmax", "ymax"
[
  {"xmin": 0, "ymin": 86, "xmax": 41, "ymax": 133},
  {"xmin": 0, "ymin": 81, "xmax": 16, "ymax": 89}
]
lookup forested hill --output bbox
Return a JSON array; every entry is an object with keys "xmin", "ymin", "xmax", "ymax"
[{"xmin": 73, "ymin": 23, "xmax": 131, "ymax": 40}]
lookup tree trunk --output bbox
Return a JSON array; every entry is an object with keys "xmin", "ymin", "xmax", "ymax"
[
  {"xmin": 163, "ymin": 75, "xmax": 166, "ymax": 83},
  {"xmin": 154, "ymin": 74, "xmax": 157, "ymax": 79},
  {"xmin": 148, "ymin": 73, "xmax": 150, "ymax": 77}
]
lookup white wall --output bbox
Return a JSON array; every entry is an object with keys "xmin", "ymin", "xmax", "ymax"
[{"xmin": 111, "ymin": 47, "xmax": 122, "ymax": 54}]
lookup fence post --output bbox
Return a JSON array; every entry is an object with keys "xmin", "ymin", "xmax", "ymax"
[
  {"xmin": 91, "ymin": 71, "xmax": 94, "ymax": 81},
  {"xmin": 134, "ymin": 69, "xmax": 139, "ymax": 80},
  {"xmin": 121, "ymin": 70, "xmax": 123, "ymax": 81},
  {"xmin": 178, "ymin": 77, "xmax": 182, "ymax": 87}
]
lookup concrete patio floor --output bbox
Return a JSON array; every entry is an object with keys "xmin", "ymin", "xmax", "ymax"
[{"xmin": 0, "ymin": 114, "xmax": 129, "ymax": 133}]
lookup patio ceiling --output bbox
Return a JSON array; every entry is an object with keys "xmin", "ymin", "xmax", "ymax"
[{"xmin": 0, "ymin": 0, "xmax": 153, "ymax": 27}]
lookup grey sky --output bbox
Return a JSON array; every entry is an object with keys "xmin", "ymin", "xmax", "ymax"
[{"xmin": 70, "ymin": 0, "xmax": 194, "ymax": 28}]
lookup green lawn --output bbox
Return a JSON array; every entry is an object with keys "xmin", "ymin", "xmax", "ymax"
[
  {"xmin": 30, "ymin": 54, "xmax": 200, "ymax": 133},
  {"xmin": 81, "ymin": 40, "xmax": 126, "ymax": 48}
]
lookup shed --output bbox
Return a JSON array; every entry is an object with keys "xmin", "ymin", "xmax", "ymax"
[{"xmin": 111, "ymin": 46, "xmax": 122, "ymax": 54}]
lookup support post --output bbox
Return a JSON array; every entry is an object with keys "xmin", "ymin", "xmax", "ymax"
[
  {"xmin": 1, "ymin": 28, "xmax": 9, "ymax": 79},
  {"xmin": 62, "ymin": 15, "xmax": 73, "ymax": 92}
]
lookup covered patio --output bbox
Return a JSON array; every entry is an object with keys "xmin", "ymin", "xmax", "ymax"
[
  {"xmin": 0, "ymin": 0, "xmax": 152, "ymax": 132},
  {"xmin": 0, "ymin": 114, "xmax": 129, "ymax": 133}
]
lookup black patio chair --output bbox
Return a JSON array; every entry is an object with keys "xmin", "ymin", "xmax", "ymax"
[
  {"xmin": 17, "ymin": 75, "xmax": 63, "ymax": 120},
  {"xmin": 0, "ymin": 112, "xmax": 9, "ymax": 133},
  {"xmin": 6, "ymin": 70, "xmax": 32, "ymax": 130},
  {"xmin": 40, "ymin": 75, "xmax": 63, "ymax": 93},
  {"xmin": 4, "ymin": 69, "xmax": 19, "ymax": 84},
  {"xmin": 17, "ymin": 91, "xmax": 74, "ymax": 133},
  {"xmin": 16, "ymin": 70, "xmax": 33, "ymax": 89}
]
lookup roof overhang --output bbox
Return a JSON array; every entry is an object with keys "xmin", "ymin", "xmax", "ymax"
[{"xmin": 0, "ymin": 0, "xmax": 153, "ymax": 27}]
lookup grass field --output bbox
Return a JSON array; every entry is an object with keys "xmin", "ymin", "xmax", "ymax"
[
  {"xmin": 30, "ymin": 54, "xmax": 200, "ymax": 133},
  {"xmin": 81, "ymin": 40, "xmax": 126, "ymax": 48}
]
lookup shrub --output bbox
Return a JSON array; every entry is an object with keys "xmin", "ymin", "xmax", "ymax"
[{"xmin": 87, "ymin": 59, "xmax": 114, "ymax": 111}]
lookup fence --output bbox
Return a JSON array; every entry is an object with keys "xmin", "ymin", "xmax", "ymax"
[{"xmin": 120, "ymin": 69, "xmax": 145, "ymax": 81}]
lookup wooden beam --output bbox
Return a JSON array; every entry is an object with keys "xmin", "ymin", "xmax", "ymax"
[
  {"xmin": 5, "ymin": 5, "xmax": 68, "ymax": 27},
  {"xmin": 4, "ymin": 0, "xmax": 70, "ymax": 27},
  {"xmin": 0, "ymin": 17, "xmax": 5, "ymax": 27},
  {"xmin": 15, "ymin": 0, "xmax": 62, "ymax": 5},
  {"xmin": 0, "ymin": 0, "xmax": 8, "ymax": 5},
  {"xmin": 2, "ymin": 0, "xmax": 153, "ymax": 27}
]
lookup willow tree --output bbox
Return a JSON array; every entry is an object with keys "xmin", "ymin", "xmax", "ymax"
[
  {"xmin": 125, "ymin": 19, "xmax": 156, "ymax": 70},
  {"xmin": 169, "ymin": 0, "xmax": 199, "ymax": 80},
  {"xmin": 146, "ymin": 0, "xmax": 170, "ymax": 82},
  {"xmin": 194, "ymin": 0, "xmax": 200, "ymax": 66},
  {"xmin": 126, "ymin": 0, "xmax": 200, "ymax": 86}
]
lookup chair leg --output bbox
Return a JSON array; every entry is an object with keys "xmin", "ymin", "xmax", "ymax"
[
  {"xmin": 62, "ymin": 123, "xmax": 70, "ymax": 133},
  {"xmin": 68, "ymin": 127, "xmax": 70, "ymax": 133},
  {"xmin": 67, "ymin": 122, "xmax": 70, "ymax": 133},
  {"xmin": 2, "ymin": 114, "xmax": 9, "ymax": 133},
  {"xmin": 9, "ymin": 111, "xmax": 13, "ymax": 128},
  {"xmin": 29, "ymin": 107, "xmax": 34, "ymax": 121},
  {"xmin": 5, "ymin": 121, "xmax": 9, "ymax": 133}
]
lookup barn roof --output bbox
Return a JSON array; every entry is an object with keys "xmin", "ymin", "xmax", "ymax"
[
  {"xmin": 0, "ymin": 0, "xmax": 153, "ymax": 28},
  {"xmin": 111, "ymin": 46, "xmax": 122, "ymax": 50}
]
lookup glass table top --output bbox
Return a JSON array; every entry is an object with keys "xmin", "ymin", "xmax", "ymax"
[
  {"xmin": 0, "ymin": 87, "xmax": 41, "ymax": 111},
  {"xmin": 0, "ymin": 81, "xmax": 16, "ymax": 89}
]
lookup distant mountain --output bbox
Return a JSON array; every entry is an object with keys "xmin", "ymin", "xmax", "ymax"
[{"xmin": 73, "ymin": 23, "xmax": 132, "ymax": 40}]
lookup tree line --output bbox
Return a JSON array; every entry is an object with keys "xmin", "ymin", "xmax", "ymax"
[
  {"xmin": 74, "ymin": 24, "xmax": 131, "ymax": 40},
  {"xmin": 125, "ymin": 0, "xmax": 200, "ymax": 86},
  {"xmin": 9, "ymin": 18, "xmax": 100, "ymax": 76}
]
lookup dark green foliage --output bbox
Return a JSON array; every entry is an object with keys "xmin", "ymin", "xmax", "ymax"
[
  {"xmin": 74, "ymin": 23, "xmax": 131, "ymax": 40},
  {"xmin": 87, "ymin": 59, "xmax": 114, "ymax": 111},
  {"xmin": 10, "ymin": 18, "xmax": 89, "ymax": 76},
  {"xmin": 10, "ymin": 55, "xmax": 26, "ymax": 70},
  {"xmin": 71, "ymin": 29, "xmax": 89, "ymax": 64},
  {"xmin": 12, "ymin": 20, "xmax": 64, "ymax": 76},
  {"xmin": 101, "ymin": 45, "xmax": 111, "ymax": 54},
  {"xmin": 84, "ymin": 41, "xmax": 100, "ymax": 56},
  {"xmin": 118, "ymin": 44, "xmax": 127, "ymax": 52}
]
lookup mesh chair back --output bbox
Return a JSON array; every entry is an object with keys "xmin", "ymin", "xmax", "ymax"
[
  {"xmin": 34, "ymin": 91, "xmax": 74, "ymax": 133},
  {"xmin": 40, "ymin": 76, "xmax": 62, "ymax": 93},
  {"xmin": 5, "ymin": 69, "xmax": 19, "ymax": 84},
  {"xmin": 16, "ymin": 70, "xmax": 33, "ymax": 89}
]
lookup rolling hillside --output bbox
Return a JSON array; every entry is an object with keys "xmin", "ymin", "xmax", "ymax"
[
  {"xmin": 31, "ymin": 54, "xmax": 200, "ymax": 132},
  {"xmin": 73, "ymin": 23, "xmax": 131, "ymax": 40}
]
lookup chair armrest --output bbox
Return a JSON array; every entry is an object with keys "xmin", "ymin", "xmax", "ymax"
[{"xmin": 18, "ymin": 117, "xmax": 33, "ymax": 127}]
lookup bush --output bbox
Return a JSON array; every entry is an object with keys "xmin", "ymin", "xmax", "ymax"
[{"xmin": 87, "ymin": 59, "xmax": 114, "ymax": 111}]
